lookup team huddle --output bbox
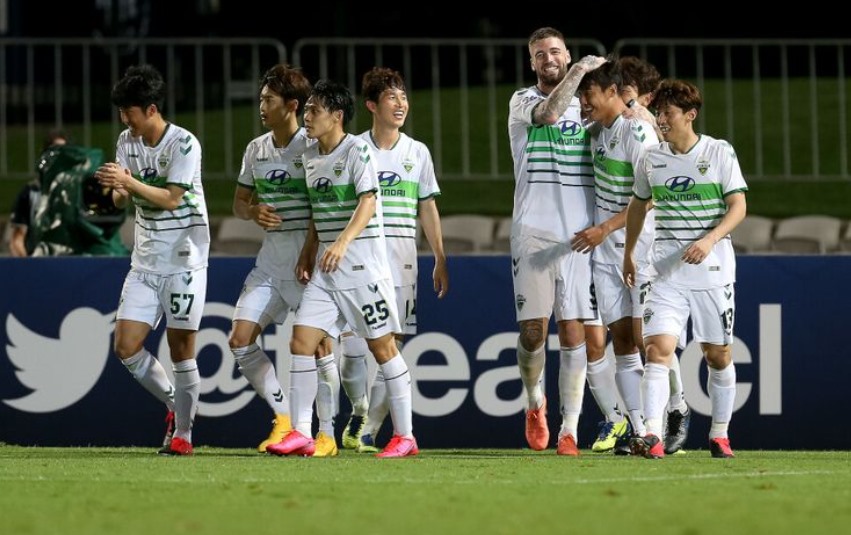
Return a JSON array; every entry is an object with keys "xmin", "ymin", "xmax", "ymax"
[
  {"xmin": 94, "ymin": 25, "xmax": 746, "ymax": 460},
  {"xmin": 508, "ymin": 27, "xmax": 746, "ymax": 459}
]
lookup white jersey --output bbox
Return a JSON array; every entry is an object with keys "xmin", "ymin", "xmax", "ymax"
[
  {"xmin": 237, "ymin": 129, "xmax": 313, "ymax": 280},
  {"xmin": 634, "ymin": 134, "xmax": 748, "ymax": 289},
  {"xmin": 304, "ymin": 134, "xmax": 391, "ymax": 290},
  {"xmin": 591, "ymin": 114, "xmax": 658, "ymax": 266},
  {"xmin": 116, "ymin": 123, "xmax": 209, "ymax": 274},
  {"xmin": 508, "ymin": 86, "xmax": 594, "ymax": 242},
  {"xmin": 359, "ymin": 131, "xmax": 440, "ymax": 286}
]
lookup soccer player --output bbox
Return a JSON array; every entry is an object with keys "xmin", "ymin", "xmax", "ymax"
[
  {"xmin": 617, "ymin": 56, "xmax": 691, "ymax": 454},
  {"xmin": 227, "ymin": 64, "xmax": 338, "ymax": 456},
  {"xmin": 572, "ymin": 60, "xmax": 660, "ymax": 451},
  {"xmin": 618, "ymin": 56, "xmax": 665, "ymax": 141},
  {"xmin": 508, "ymin": 26, "xmax": 605, "ymax": 455},
  {"xmin": 337, "ymin": 67, "xmax": 449, "ymax": 453},
  {"xmin": 266, "ymin": 80, "xmax": 418, "ymax": 458},
  {"xmin": 623, "ymin": 79, "xmax": 746, "ymax": 459},
  {"xmin": 95, "ymin": 64, "xmax": 208, "ymax": 455}
]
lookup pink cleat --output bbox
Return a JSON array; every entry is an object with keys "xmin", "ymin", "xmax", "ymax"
[
  {"xmin": 162, "ymin": 410, "xmax": 176, "ymax": 449},
  {"xmin": 709, "ymin": 437, "xmax": 735, "ymax": 458},
  {"xmin": 630, "ymin": 434, "xmax": 665, "ymax": 459},
  {"xmin": 556, "ymin": 433, "xmax": 580, "ymax": 456},
  {"xmin": 375, "ymin": 435, "xmax": 419, "ymax": 458},
  {"xmin": 525, "ymin": 397, "xmax": 549, "ymax": 451},
  {"xmin": 266, "ymin": 430, "xmax": 315, "ymax": 457},
  {"xmin": 158, "ymin": 436, "xmax": 193, "ymax": 456}
]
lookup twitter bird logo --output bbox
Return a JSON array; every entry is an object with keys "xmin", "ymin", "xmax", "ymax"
[{"xmin": 3, "ymin": 307, "xmax": 114, "ymax": 413}]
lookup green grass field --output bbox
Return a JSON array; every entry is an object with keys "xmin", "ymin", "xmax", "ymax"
[{"xmin": 1, "ymin": 445, "xmax": 848, "ymax": 535}]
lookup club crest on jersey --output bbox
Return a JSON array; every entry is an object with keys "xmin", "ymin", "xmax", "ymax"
[
  {"xmin": 403, "ymin": 158, "xmax": 415, "ymax": 173},
  {"xmin": 293, "ymin": 157, "xmax": 304, "ymax": 169},
  {"xmin": 158, "ymin": 154, "xmax": 169, "ymax": 169},
  {"xmin": 697, "ymin": 159, "xmax": 710, "ymax": 175},
  {"xmin": 643, "ymin": 307, "xmax": 654, "ymax": 325},
  {"xmin": 515, "ymin": 294, "xmax": 526, "ymax": 311},
  {"xmin": 608, "ymin": 135, "xmax": 620, "ymax": 150},
  {"xmin": 333, "ymin": 160, "xmax": 345, "ymax": 177}
]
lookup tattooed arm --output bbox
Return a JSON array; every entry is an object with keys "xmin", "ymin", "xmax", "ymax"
[{"xmin": 533, "ymin": 55, "xmax": 606, "ymax": 125}]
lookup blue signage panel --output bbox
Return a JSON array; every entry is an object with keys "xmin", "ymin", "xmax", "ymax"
[{"xmin": 0, "ymin": 256, "xmax": 848, "ymax": 450}]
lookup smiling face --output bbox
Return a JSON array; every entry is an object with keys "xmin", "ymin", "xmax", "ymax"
[
  {"xmin": 371, "ymin": 87, "xmax": 409, "ymax": 130},
  {"xmin": 118, "ymin": 105, "xmax": 153, "ymax": 139},
  {"xmin": 656, "ymin": 103, "xmax": 695, "ymax": 142},
  {"xmin": 530, "ymin": 36, "xmax": 570, "ymax": 89}
]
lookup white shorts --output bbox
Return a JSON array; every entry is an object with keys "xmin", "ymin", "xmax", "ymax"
[
  {"xmin": 511, "ymin": 235, "xmax": 596, "ymax": 323},
  {"xmin": 593, "ymin": 261, "xmax": 652, "ymax": 326},
  {"xmin": 642, "ymin": 281, "xmax": 736, "ymax": 346},
  {"xmin": 117, "ymin": 267, "xmax": 208, "ymax": 330},
  {"xmin": 395, "ymin": 283, "xmax": 417, "ymax": 336},
  {"xmin": 232, "ymin": 267, "xmax": 305, "ymax": 329},
  {"xmin": 295, "ymin": 278, "xmax": 401, "ymax": 340}
]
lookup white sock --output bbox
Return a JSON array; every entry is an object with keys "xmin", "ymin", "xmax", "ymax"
[
  {"xmin": 586, "ymin": 355, "xmax": 623, "ymax": 422},
  {"xmin": 667, "ymin": 355, "xmax": 688, "ymax": 412},
  {"xmin": 340, "ymin": 336, "xmax": 370, "ymax": 417},
  {"xmin": 615, "ymin": 352, "xmax": 646, "ymax": 435},
  {"xmin": 315, "ymin": 354, "xmax": 339, "ymax": 436},
  {"xmin": 708, "ymin": 363, "xmax": 737, "ymax": 439},
  {"xmin": 232, "ymin": 343, "xmax": 287, "ymax": 415},
  {"xmin": 362, "ymin": 368, "xmax": 389, "ymax": 437},
  {"xmin": 517, "ymin": 341, "xmax": 545, "ymax": 410},
  {"xmin": 641, "ymin": 362, "xmax": 670, "ymax": 437},
  {"xmin": 289, "ymin": 355, "xmax": 317, "ymax": 437},
  {"xmin": 558, "ymin": 345, "xmax": 587, "ymax": 439},
  {"xmin": 172, "ymin": 359, "xmax": 200, "ymax": 443},
  {"xmin": 122, "ymin": 349, "xmax": 175, "ymax": 411},
  {"xmin": 381, "ymin": 354, "xmax": 413, "ymax": 438}
]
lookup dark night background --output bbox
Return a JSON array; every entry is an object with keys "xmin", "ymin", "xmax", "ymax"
[{"xmin": 3, "ymin": 1, "xmax": 847, "ymax": 49}]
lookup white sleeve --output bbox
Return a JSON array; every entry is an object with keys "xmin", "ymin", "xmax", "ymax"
[
  {"xmin": 633, "ymin": 151, "xmax": 653, "ymax": 200},
  {"xmin": 416, "ymin": 143, "xmax": 440, "ymax": 199},
  {"xmin": 166, "ymin": 134, "xmax": 202, "ymax": 189},
  {"xmin": 237, "ymin": 141, "xmax": 256, "ymax": 189},
  {"xmin": 351, "ymin": 142, "xmax": 378, "ymax": 196}
]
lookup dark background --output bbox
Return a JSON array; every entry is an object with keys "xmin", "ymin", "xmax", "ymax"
[{"xmin": 4, "ymin": 1, "xmax": 847, "ymax": 48}]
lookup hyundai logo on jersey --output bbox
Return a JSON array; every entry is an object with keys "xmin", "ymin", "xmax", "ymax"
[
  {"xmin": 559, "ymin": 120, "xmax": 582, "ymax": 136},
  {"xmin": 139, "ymin": 168, "xmax": 158, "ymax": 182},
  {"xmin": 265, "ymin": 169, "xmax": 291, "ymax": 185},
  {"xmin": 378, "ymin": 171, "xmax": 402, "ymax": 188},
  {"xmin": 665, "ymin": 176, "xmax": 696, "ymax": 192},
  {"xmin": 313, "ymin": 177, "xmax": 332, "ymax": 193}
]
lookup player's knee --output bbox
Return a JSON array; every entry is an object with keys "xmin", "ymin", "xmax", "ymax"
[
  {"xmin": 704, "ymin": 345, "xmax": 732, "ymax": 368},
  {"xmin": 113, "ymin": 340, "xmax": 143, "ymax": 360},
  {"xmin": 366, "ymin": 335, "xmax": 397, "ymax": 363}
]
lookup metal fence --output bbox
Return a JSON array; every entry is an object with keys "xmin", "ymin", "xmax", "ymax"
[
  {"xmin": 293, "ymin": 37, "xmax": 607, "ymax": 180},
  {"xmin": 2, "ymin": 37, "xmax": 850, "ymax": 182},
  {"xmin": 613, "ymin": 39, "xmax": 851, "ymax": 180},
  {"xmin": 0, "ymin": 38, "xmax": 286, "ymax": 180}
]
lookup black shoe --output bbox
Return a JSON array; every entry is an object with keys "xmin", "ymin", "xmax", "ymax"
[{"xmin": 664, "ymin": 407, "xmax": 691, "ymax": 454}]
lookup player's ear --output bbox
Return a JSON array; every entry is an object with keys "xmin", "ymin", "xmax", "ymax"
[{"xmin": 365, "ymin": 100, "xmax": 378, "ymax": 114}]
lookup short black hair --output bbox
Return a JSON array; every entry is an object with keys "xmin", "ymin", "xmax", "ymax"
[
  {"xmin": 309, "ymin": 80, "xmax": 355, "ymax": 126},
  {"xmin": 111, "ymin": 64, "xmax": 166, "ymax": 112}
]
